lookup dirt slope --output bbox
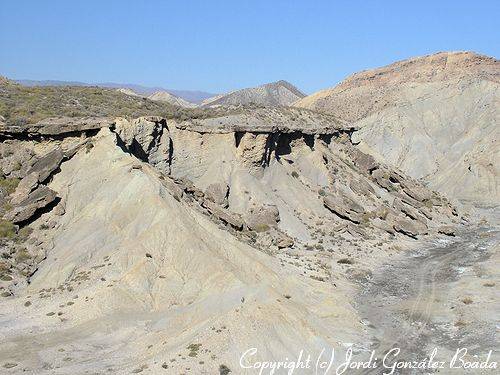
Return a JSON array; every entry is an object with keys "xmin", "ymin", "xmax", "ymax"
[
  {"xmin": 202, "ymin": 80, "xmax": 305, "ymax": 107},
  {"xmin": 295, "ymin": 52, "xmax": 500, "ymax": 206}
]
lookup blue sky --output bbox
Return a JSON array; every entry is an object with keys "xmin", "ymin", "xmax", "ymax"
[{"xmin": 1, "ymin": 1, "xmax": 498, "ymax": 94}]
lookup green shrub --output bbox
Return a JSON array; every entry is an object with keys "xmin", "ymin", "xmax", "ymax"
[
  {"xmin": 187, "ymin": 343, "xmax": 202, "ymax": 357},
  {"xmin": 0, "ymin": 176, "xmax": 20, "ymax": 195},
  {"xmin": 291, "ymin": 171, "xmax": 299, "ymax": 178},
  {"xmin": 15, "ymin": 226, "xmax": 32, "ymax": 243},
  {"xmin": 253, "ymin": 224, "xmax": 270, "ymax": 233},
  {"xmin": 0, "ymin": 79, "xmax": 244, "ymax": 126},
  {"xmin": 15, "ymin": 248, "xmax": 31, "ymax": 263},
  {"xmin": 337, "ymin": 258, "xmax": 353, "ymax": 265},
  {"xmin": 0, "ymin": 220, "xmax": 16, "ymax": 239}
]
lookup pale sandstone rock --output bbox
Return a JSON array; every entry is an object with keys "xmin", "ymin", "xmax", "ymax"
[{"xmin": 4, "ymin": 185, "xmax": 57, "ymax": 223}]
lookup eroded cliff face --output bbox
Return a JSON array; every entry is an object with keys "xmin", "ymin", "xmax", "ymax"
[
  {"xmin": 0, "ymin": 115, "xmax": 463, "ymax": 373},
  {"xmin": 114, "ymin": 116, "xmax": 459, "ymax": 240}
]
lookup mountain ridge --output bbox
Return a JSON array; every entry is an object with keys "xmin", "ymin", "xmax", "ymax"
[
  {"xmin": 202, "ymin": 80, "xmax": 305, "ymax": 107},
  {"xmin": 14, "ymin": 79, "xmax": 216, "ymax": 104}
]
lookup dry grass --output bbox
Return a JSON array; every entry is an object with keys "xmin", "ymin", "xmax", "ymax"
[
  {"xmin": 0, "ymin": 78, "xmax": 237, "ymax": 126},
  {"xmin": 0, "ymin": 219, "xmax": 16, "ymax": 239},
  {"xmin": 0, "ymin": 176, "xmax": 20, "ymax": 195}
]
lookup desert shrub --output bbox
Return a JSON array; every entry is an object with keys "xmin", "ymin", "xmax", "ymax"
[
  {"xmin": 253, "ymin": 224, "xmax": 270, "ymax": 233},
  {"xmin": 187, "ymin": 343, "xmax": 202, "ymax": 357},
  {"xmin": 337, "ymin": 258, "xmax": 353, "ymax": 265},
  {"xmin": 15, "ymin": 226, "xmax": 32, "ymax": 243},
  {"xmin": 219, "ymin": 364, "xmax": 231, "ymax": 374},
  {"xmin": 0, "ymin": 220, "xmax": 16, "ymax": 239},
  {"xmin": 291, "ymin": 171, "xmax": 299, "ymax": 178},
  {"xmin": 0, "ymin": 176, "xmax": 20, "ymax": 195},
  {"xmin": 0, "ymin": 79, "xmax": 244, "ymax": 126},
  {"xmin": 15, "ymin": 248, "xmax": 31, "ymax": 263}
]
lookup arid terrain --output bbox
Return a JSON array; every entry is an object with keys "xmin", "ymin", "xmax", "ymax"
[{"xmin": 0, "ymin": 51, "xmax": 498, "ymax": 374}]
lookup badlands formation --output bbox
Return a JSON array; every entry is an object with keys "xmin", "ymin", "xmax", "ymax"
[
  {"xmin": 295, "ymin": 52, "xmax": 500, "ymax": 206},
  {"xmin": 0, "ymin": 52, "xmax": 497, "ymax": 374}
]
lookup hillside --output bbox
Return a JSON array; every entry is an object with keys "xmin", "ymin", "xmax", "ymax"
[
  {"xmin": 295, "ymin": 51, "xmax": 500, "ymax": 206},
  {"xmin": 202, "ymin": 80, "xmax": 305, "ymax": 107},
  {"xmin": 148, "ymin": 91, "xmax": 198, "ymax": 108},
  {"xmin": 0, "ymin": 109, "xmax": 462, "ymax": 372},
  {"xmin": 0, "ymin": 77, "xmax": 244, "ymax": 126},
  {"xmin": 15, "ymin": 79, "xmax": 216, "ymax": 104}
]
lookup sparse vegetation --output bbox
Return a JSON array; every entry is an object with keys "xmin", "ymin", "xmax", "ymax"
[
  {"xmin": 0, "ymin": 78, "xmax": 244, "ymax": 126},
  {"xmin": 253, "ymin": 224, "xmax": 270, "ymax": 233},
  {"xmin": 337, "ymin": 258, "xmax": 354, "ymax": 265},
  {"xmin": 15, "ymin": 226, "xmax": 32, "ymax": 243},
  {"xmin": 187, "ymin": 343, "xmax": 202, "ymax": 357},
  {"xmin": 291, "ymin": 171, "xmax": 299, "ymax": 178},
  {"xmin": 0, "ymin": 220, "xmax": 16, "ymax": 239},
  {"xmin": 219, "ymin": 364, "xmax": 231, "ymax": 375},
  {"xmin": 0, "ymin": 176, "xmax": 20, "ymax": 195}
]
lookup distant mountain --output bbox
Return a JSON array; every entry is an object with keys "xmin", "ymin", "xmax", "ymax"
[
  {"xmin": 202, "ymin": 80, "xmax": 305, "ymax": 107},
  {"xmin": 115, "ymin": 88, "xmax": 142, "ymax": 97},
  {"xmin": 147, "ymin": 91, "xmax": 197, "ymax": 108},
  {"xmin": 15, "ymin": 79, "xmax": 215, "ymax": 104}
]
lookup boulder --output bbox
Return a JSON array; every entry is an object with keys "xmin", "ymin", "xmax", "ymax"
[
  {"xmin": 245, "ymin": 205, "xmax": 280, "ymax": 230},
  {"xmin": 392, "ymin": 217, "xmax": 427, "ymax": 238},
  {"xmin": 323, "ymin": 194, "xmax": 363, "ymax": 224},
  {"xmin": 204, "ymin": 182, "xmax": 229, "ymax": 206},
  {"xmin": 159, "ymin": 176, "xmax": 183, "ymax": 202},
  {"xmin": 274, "ymin": 232, "xmax": 294, "ymax": 249},
  {"xmin": 344, "ymin": 145, "xmax": 378, "ymax": 173},
  {"xmin": 202, "ymin": 200, "xmax": 243, "ymax": 230},
  {"xmin": 114, "ymin": 117, "xmax": 164, "ymax": 160},
  {"xmin": 26, "ymin": 148, "xmax": 64, "ymax": 183},
  {"xmin": 11, "ymin": 172, "xmax": 40, "ymax": 205},
  {"xmin": 393, "ymin": 198, "xmax": 427, "ymax": 226},
  {"xmin": 400, "ymin": 181, "xmax": 433, "ymax": 203},
  {"xmin": 438, "ymin": 225, "xmax": 456, "ymax": 236},
  {"xmin": 4, "ymin": 186, "xmax": 57, "ymax": 224},
  {"xmin": 371, "ymin": 169, "xmax": 396, "ymax": 192},
  {"xmin": 0, "ymin": 143, "xmax": 36, "ymax": 178}
]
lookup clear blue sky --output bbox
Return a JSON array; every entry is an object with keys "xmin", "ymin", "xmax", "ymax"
[{"xmin": 1, "ymin": 0, "xmax": 498, "ymax": 94}]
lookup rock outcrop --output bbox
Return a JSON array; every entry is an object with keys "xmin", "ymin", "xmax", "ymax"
[
  {"xmin": 4, "ymin": 185, "xmax": 57, "ymax": 224},
  {"xmin": 0, "ymin": 116, "xmax": 112, "ymax": 136}
]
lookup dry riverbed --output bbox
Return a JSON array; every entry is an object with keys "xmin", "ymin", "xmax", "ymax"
[{"xmin": 353, "ymin": 223, "xmax": 499, "ymax": 374}]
